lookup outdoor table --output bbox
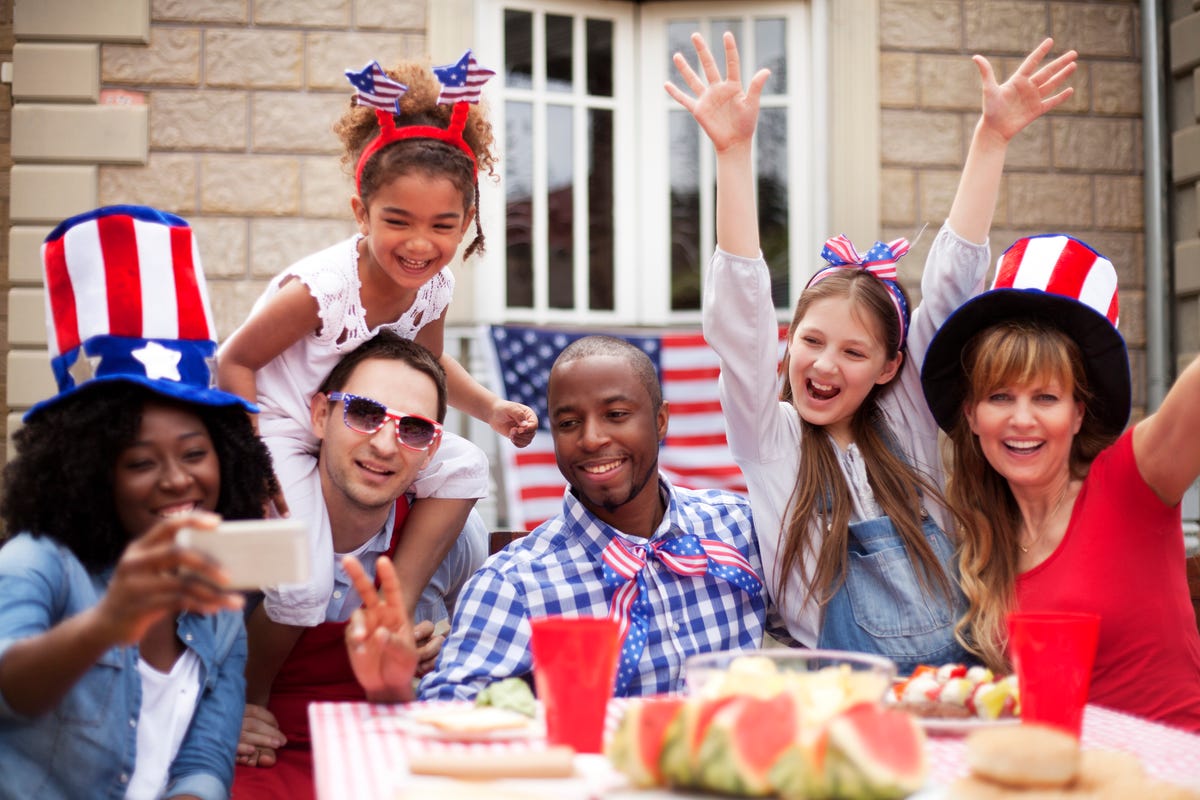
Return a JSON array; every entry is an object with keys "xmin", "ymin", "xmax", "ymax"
[{"xmin": 310, "ymin": 699, "xmax": 1200, "ymax": 799}]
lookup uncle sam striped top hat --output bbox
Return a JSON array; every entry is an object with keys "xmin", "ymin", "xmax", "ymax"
[
  {"xmin": 921, "ymin": 233, "xmax": 1130, "ymax": 438},
  {"xmin": 27, "ymin": 205, "xmax": 257, "ymax": 420}
]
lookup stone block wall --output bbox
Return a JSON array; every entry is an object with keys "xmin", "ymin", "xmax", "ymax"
[
  {"xmin": 4, "ymin": 0, "xmax": 429, "ymax": 446},
  {"xmin": 879, "ymin": 0, "xmax": 1147, "ymax": 414},
  {"xmin": 1170, "ymin": 2, "xmax": 1200, "ymax": 371}
]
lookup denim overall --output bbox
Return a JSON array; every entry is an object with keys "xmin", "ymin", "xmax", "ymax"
[{"xmin": 816, "ymin": 503, "xmax": 969, "ymax": 675}]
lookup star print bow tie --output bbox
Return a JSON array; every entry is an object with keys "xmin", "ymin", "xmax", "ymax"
[{"xmin": 600, "ymin": 534, "xmax": 762, "ymax": 695}]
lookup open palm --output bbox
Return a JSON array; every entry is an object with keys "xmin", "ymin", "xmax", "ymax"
[{"xmin": 665, "ymin": 32, "xmax": 770, "ymax": 154}]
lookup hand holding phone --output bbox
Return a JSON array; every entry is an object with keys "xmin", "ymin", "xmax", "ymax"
[{"xmin": 176, "ymin": 519, "xmax": 310, "ymax": 590}]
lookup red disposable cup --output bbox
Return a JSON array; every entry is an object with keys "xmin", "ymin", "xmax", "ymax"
[
  {"xmin": 1007, "ymin": 611, "xmax": 1101, "ymax": 737},
  {"xmin": 528, "ymin": 615, "xmax": 621, "ymax": 753}
]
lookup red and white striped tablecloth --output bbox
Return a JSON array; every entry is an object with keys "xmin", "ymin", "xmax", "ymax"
[{"xmin": 309, "ymin": 701, "xmax": 1200, "ymax": 799}]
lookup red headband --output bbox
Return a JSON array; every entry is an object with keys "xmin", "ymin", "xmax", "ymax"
[{"xmin": 354, "ymin": 102, "xmax": 476, "ymax": 195}]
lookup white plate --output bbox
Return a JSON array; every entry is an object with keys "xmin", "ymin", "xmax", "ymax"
[
  {"xmin": 918, "ymin": 715, "xmax": 1020, "ymax": 736},
  {"xmin": 374, "ymin": 702, "xmax": 545, "ymax": 742}
]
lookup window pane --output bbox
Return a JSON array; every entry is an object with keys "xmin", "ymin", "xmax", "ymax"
[
  {"xmin": 666, "ymin": 20, "xmax": 696, "ymax": 72},
  {"xmin": 709, "ymin": 19, "xmax": 742, "ymax": 45},
  {"xmin": 506, "ymin": 101, "xmax": 533, "ymax": 308},
  {"xmin": 547, "ymin": 104, "xmax": 574, "ymax": 309},
  {"xmin": 756, "ymin": 18, "xmax": 787, "ymax": 94},
  {"xmin": 669, "ymin": 109, "xmax": 701, "ymax": 312},
  {"xmin": 546, "ymin": 14, "xmax": 573, "ymax": 93},
  {"xmin": 585, "ymin": 18, "xmax": 613, "ymax": 97},
  {"xmin": 588, "ymin": 108, "xmax": 614, "ymax": 311},
  {"xmin": 504, "ymin": 10, "xmax": 532, "ymax": 90},
  {"xmin": 758, "ymin": 107, "xmax": 790, "ymax": 308}
]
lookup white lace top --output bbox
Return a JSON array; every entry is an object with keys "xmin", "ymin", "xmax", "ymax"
[
  {"xmin": 702, "ymin": 222, "xmax": 991, "ymax": 645},
  {"xmin": 248, "ymin": 234, "xmax": 453, "ymax": 446}
]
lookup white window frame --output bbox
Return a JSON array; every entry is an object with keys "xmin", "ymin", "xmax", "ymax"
[{"xmin": 470, "ymin": 0, "xmax": 830, "ymax": 326}]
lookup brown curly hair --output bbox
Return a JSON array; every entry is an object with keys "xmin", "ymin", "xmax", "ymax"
[{"xmin": 334, "ymin": 59, "xmax": 498, "ymax": 258}]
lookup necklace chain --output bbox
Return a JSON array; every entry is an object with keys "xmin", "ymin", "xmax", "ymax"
[{"xmin": 1019, "ymin": 481, "xmax": 1072, "ymax": 554}]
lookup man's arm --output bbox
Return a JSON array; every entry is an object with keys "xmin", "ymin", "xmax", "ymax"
[{"xmin": 417, "ymin": 565, "xmax": 534, "ymax": 701}]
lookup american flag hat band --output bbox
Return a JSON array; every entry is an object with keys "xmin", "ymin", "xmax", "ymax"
[
  {"xmin": 27, "ymin": 205, "xmax": 257, "ymax": 419},
  {"xmin": 920, "ymin": 233, "xmax": 1130, "ymax": 437}
]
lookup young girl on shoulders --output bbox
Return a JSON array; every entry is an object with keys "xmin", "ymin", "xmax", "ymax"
[
  {"xmin": 666, "ymin": 33, "xmax": 1076, "ymax": 672},
  {"xmin": 218, "ymin": 53, "xmax": 536, "ymax": 700}
]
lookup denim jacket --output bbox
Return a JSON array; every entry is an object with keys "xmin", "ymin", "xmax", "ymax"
[{"xmin": 0, "ymin": 533, "xmax": 247, "ymax": 800}]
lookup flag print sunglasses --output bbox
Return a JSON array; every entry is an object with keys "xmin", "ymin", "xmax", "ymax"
[{"xmin": 326, "ymin": 392, "xmax": 443, "ymax": 451}]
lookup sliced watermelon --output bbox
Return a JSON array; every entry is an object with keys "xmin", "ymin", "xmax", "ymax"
[
  {"xmin": 696, "ymin": 693, "xmax": 799, "ymax": 796},
  {"xmin": 823, "ymin": 702, "xmax": 927, "ymax": 799},
  {"xmin": 660, "ymin": 695, "xmax": 737, "ymax": 789},
  {"xmin": 604, "ymin": 696, "xmax": 686, "ymax": 788}
]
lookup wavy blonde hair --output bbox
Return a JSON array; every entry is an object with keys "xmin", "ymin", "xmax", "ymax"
[{"xmin": 948, "ymin": 320, "xmax": 1114, "ymax": 669}]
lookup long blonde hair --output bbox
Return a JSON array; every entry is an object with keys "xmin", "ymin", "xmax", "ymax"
[
  {"xmin": 948, "ymin": 320, "xmax": 1115, "ymax": 669},
  {"xmin": 775, "ymin": 270, "xmax": 957, "ymax": 616}
]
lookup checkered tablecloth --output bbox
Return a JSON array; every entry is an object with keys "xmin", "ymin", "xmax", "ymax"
[{"xmin": 310, "ymin": 701, "xmax": 1200, "ymax": 799}]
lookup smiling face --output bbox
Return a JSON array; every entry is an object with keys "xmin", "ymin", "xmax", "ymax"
[
  {"xmin": 112, "ymin": 401, "xmax": 221, "ymax": 539},
  {"xmin": 965, "ymin": 375, "xmax": 1085, "ymax": 496},
  {"xmin": 548, "ymin": 354, "xmax": 668, "ymax": 534},
  {"xmin": 352, "ymin": 171, "xmax": 473, "ymax": 298},
  {"xmin": 313, "ymin": 357, "xmax": 440, "ymax": 524},
  {"xmin": 785, "ymin": 295, "xmax": 902, "ymax": 447}
]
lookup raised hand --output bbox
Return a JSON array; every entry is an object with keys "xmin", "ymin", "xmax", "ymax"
[
  {"xmin": 975, "ymin": 37, "xmax": 1077, "ymax": 145},
  {"xmin": 664, "ymin": 31, "xmax": 770, "ymax": 154},
  {"xmin": 344, "ymin": 555, "xmax": 418, "ymax": 703}
]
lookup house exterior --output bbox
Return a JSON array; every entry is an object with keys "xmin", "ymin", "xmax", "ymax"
[{"xmin": 0, "ymin": 0, "xmax": 1196, "ymax": 528}]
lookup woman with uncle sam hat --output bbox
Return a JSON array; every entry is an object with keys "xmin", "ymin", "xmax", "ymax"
[
  {"xmin": 0, "ymin": 205, "xmax": 276, "ymax": 799},
  {"xmin": 922, "ymin": 233, "xmax": 1200, "ymax": 731}
]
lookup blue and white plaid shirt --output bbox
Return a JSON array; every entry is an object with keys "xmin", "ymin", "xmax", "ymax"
[{"xmin": 418, "ymin": 476, "xmax": 770, "ymax": 700}]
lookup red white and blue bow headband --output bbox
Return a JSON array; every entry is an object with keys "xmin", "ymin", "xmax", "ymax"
[
  {"xmin": 345, "ymin": 51, "xmax": 495, "ymax": 194},
  {"xmin": 807, "ymin": 234, "xmax": 912, "ymax": 349}
]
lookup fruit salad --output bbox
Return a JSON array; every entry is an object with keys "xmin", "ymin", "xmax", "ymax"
[{"xmin": 892, "ymin": 663, "xmax": 1020, "ymax": 720}]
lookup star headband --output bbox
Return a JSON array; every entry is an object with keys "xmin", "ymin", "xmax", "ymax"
[
  {"xmin": 345, "ymin": 51, "xmax": 496, "ymax": 195},
  {"xmin": 806, "ymin": 234, "xmax": 912, "ymax": 349}
]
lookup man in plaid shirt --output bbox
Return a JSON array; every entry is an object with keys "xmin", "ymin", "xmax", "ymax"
[{"xmin": 420, "ymin": 336, "xmax": 772, "ymax": 700}]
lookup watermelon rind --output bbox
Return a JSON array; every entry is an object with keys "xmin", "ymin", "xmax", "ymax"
[
  {"xmin": 824, "ymin": 702, "xmax": 927, "ymax": 799},
  {"xmin": 605, "ymin": 702, "xmax": 651, "ymax": 787}
]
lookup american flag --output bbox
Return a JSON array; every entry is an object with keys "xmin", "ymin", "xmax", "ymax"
[
  {"xmin": 488, "ymin": 325, "xmax": 785, "ymax": 530},
  {"xmin": 344, "ymin": 60, "xmax": 408, "ymax": 113},
  {"xmin": 433, "ymin": 50, "xmax": 495, "ymax": 105}
]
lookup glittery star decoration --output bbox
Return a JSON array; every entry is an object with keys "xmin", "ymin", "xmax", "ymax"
[{"xmin": 132, "ymin": 342, "xmax": 183, "ymax": 381}]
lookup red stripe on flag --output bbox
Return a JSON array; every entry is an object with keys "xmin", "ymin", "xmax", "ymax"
[
  {"xmin": 515, "ymin": 450, "xmax": 558, "ymax": 467},
  {"xmin": 171, "ymin": 226, "xmax": 209, "ymax": 339},
  {"xmin": 661, "ymin": 332, "xmax": 708, "ymax": 348},
  {"xmin": 668, "ymin": 399, "xmax": 724, "ymax": 414},
  {"xmin": 665, "ymin": 433, "xmax": 728, "ymax": 447},
  {"xmin": 665, "ymin": 464, "xmax": 745, "ymax": 480},
  {"xmin": 664, "ymin": 366, "xmax": 720, "ymax": 382},
  {"xmin": 520, "ymin": 485, "xmax": 565, "ymax": 501},
  {"xmin": 97, "ymin": 215, "xmax": 142, "ymax": 337},
  {"xmin": 43, "ymin": 237, "xmax": 80, "ymax": 355}
]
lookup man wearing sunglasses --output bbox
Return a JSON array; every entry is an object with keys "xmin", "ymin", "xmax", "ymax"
[
  {"xmin": 419, "ymin": 335, "xmax": 775, "ymax": 701},
  {"xmin": 235, "ymin": 332, "xmax": 486, "ymax": 792}
]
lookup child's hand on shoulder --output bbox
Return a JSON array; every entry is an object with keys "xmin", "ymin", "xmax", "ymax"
[{"xmin": 490, "ymin": 400, "xmax": 538, "ymax": 448}]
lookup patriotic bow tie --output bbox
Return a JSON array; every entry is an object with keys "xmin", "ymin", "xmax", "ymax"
[
  {"xmin": 819, "ymin": 234, "xmax": 911, "ymax": 280},
  {"xmin": 600, "ymin": 533, "xmax": 762, "ymax": 695}
]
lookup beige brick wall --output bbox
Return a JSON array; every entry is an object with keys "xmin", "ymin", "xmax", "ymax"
[
  {"xmin": 1, "ymin": 0, "xmax": 11, "ymax": 463},
  {"xmin": 879, "ymin": 0, "xmax": 1148, "ymax": 414},
  {"xmin": 5, "ymin": 0, "xmax": 429, "ymax": 427},
  {"xmin": 1171, "ymin": 4, "xmax": 1200, "ymax": 370}
]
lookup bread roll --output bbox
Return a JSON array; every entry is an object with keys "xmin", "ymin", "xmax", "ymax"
[{"xmin": 966, "ymin": 724, "xmax": 1079, "ymax": 789}]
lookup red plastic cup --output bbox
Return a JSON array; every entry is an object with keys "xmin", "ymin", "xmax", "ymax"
[
  {"xmin": 1007, "ymin": 611, "xmax": 1101, "ymax": 737},
  {"xmin": 528, "ymin": 615, "xmax": 621, "ymax": 753}
]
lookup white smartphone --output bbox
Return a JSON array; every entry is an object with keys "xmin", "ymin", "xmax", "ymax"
[{"xmin": 176, "ymin": 518, "xmax": 310, "ymax": 590}]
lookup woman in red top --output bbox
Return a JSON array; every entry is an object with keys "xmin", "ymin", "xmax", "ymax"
[{"xmin": 922, "ymin": 234, "xmax": 1200, "ymax": 731}]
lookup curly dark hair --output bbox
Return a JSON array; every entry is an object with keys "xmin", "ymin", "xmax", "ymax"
[
  {"xmin": 333, "ymin": 59, "xmax": 498, "ymax": 259},
  {"xmin": 1, "ymin": 382, "xmax": 278, "ymax": 572}
]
